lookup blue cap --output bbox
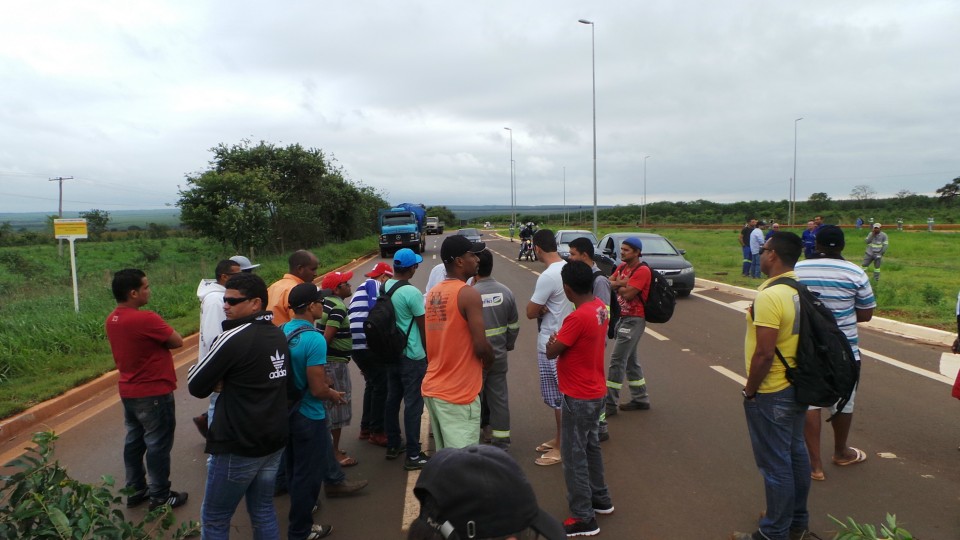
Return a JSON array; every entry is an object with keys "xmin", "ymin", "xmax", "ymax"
[
  {"xmin": 622, "ymin": 236, "xmax": 643, "ymax": 251},
  {"xmin": 393, "ymin": 248, "xmax": 423, "ymax": 269}
]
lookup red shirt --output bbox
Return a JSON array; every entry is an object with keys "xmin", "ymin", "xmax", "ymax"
[
  {"xmin": 105, "ymin": 306, "xmax": 177, "ymax": 398},
  {"xmin": 556, "ymin": 298, "xmax": 609, "ymax": 399},
  {"xmin": 614, "ymin": 262, "xmax": 652, "ymax": 318}
]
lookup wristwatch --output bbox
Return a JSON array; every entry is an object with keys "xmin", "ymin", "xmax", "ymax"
[{"xmin": 741, "ymin": 388, "xmax": 756, "ymax": 400}]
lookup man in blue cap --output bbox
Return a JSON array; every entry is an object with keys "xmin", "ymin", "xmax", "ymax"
[{"xmin": 382, "ymin": 248, "xmax": 432, "ymax": 470}]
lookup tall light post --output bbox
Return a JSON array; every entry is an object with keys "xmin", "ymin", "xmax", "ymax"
[
  {"xmin": 642, "ymin": 155, "xmax": 650, "ymax": 227},
  {"xmin": 504, "ymin": 127, "xmax": 515, "ymax": 231},
  {"xmin": 578, "ymin": 18, "xmax": 597, "ymax": 236},
  {"xmin": 563, "ymin": 166, "xmax": 567, "ymax": 225},
  {"xmin": 792, "ymin": 117, "xmax": 803, "ymax": 227}
]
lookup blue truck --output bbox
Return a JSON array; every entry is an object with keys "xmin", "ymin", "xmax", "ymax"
[{"xmin": 378, "ymin": 203, "xmax": 426, "ymax": 258}]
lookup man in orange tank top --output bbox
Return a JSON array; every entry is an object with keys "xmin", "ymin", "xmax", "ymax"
[{"xmin": 424, "ymin": 235, "xmax": 494, "ymax": 450}]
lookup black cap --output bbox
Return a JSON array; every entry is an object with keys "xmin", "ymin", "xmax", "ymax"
[
  {"xmin": 816, "ymin": 224, "xmax": 845, "ymax": 249},
  {"xmin": 288, "ymin": 283, "xmax": 323, "ymax": 310},
  {"xmin": 441, "ymin": 235, "xmax": 485, "ymax": 263},
  {"xmin": 413, "ymin": 446, "xmax": 565, "ymax": 540}
]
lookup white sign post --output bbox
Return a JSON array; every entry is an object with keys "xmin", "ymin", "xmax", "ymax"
[{"xmin": 54, "ymin": 219, "xmax": 88, "ymax": 313}]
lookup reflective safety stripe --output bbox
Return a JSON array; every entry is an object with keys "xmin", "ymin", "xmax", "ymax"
[
  {"xmin": 869, "ymin": 243, "xmax": 885, "ymax": 248},
  {"xmin": 507, "ymin": 322, "xmax": 520, "ymax": 330},
  {"xmin": 628, "ymin": 378, "xmax": 646, "ymax": 387},
  {"xmin": 599, "ymin": 411, "xmax": 606, "ymax": 422},
  {"xmin": 742, "ymin": 258, "xmax": 752, "ymax": 263},
  {"xmin": 606, "ymin": 380, "xmax": 622, "ymax": 389},
  {"xmin": 492, "ymin": 430, "xmax": 510, "ymax": 438},
  {"xmin": 485, "ymin": 326, "xmax": 508, "ymax": 337}
]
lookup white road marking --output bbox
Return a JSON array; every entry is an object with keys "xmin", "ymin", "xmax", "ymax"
[
  {"xmin": 711, "ymin": 365, "xmax": 747, "ymax": 386},
  {"xmin": 645, "ymin": 328, "xmax": 670, "ymax": 341},
  {"xmin": 401, "ymin": 404, "xmax": 433, "ymax": 535},
  {"xmin": 860, "ymin": 348, "xmax": 953, "ymax": 385}
]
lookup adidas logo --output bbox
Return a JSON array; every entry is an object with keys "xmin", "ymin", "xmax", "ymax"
[{"xmin": 269, "ymin": 350, "xmax": 287, "ymax": 380}]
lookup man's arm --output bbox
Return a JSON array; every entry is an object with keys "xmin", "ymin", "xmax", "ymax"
[
  {"xmin": 545, "ymin": 332, "xmax": 568, "ymax": 360},
  {"xmin": 164, "ymin": 330, "xmax": 183, "ymax": 349},
  {"xmin": 855, "ymin": 307, "xmax": 874, "ymax": 323},
  {"xmin": 415, "ymin": 314, "xmax": 426, "ymax": 353},
  {"xmin": 744, "ymin": 326, "xmax": 778, "ymax": 396},
  {"xmin": 460, "ymin": 286, "xmax": 494, "ymax": 368},
  {"xmin": 505, "ymin": 295, "xmax": 520, "ymax": 351},
  {"xmin": 526, "ymin": 301, "xmax": 546, "ymax": 320},
  {"xmin": 306, "ymin": 365, "xmax": 345, "ymax": 402}
]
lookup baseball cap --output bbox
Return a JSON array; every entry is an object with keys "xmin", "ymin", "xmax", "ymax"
[
  {"xmin": 622, "ymin": 236, "xmax": 643, "ymax": 251},
  {"xmin": 229, "ymin": 255, "xmax": 260, "ymax": 271},
  {"xmin": 364, "ymin": 262, "xmax": 394, "ymax": 278},
  {"xmin": 440, "ymin": 235, "xmax": 486, "ymax": 263},
  {"xmin": 320, "ymin": 271, "xmax": 353, "ymax": 290},
  {"xmin": 394, "ymin": 248, "xmax": 423, "ymax": 269},
  {"xmin": 816, "ymin": 224, "xmax": 845, "ymax": 249},
  {"xmin": 873, "ymin": 223, "xmax": 882, "ymax": 229},
  {"xmin": 288, "ymin": 283, "xmax": 323, "ymax": 310},
  {"xmin": 413, "ymin": 446, "xmax": 565, "ymax": 540}
]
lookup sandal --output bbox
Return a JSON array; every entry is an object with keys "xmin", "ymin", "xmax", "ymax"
[
  {"xmin": 832, "ymin": 447, "xmax": 867, "ymax": 466},
  {"xmin": 535, "ymin": 440, "xmax": 556, "ymax": 453},
  {"xmin": 534, "ymin": 449, "xmax": 562, "ymax": 466},
  {"xmin": 338, "ymin": 454, "xmax": 359, "ymax": 467},
  {"xmin": 810, "ymin": 471, "xmax": 825, "ymax": 481}
]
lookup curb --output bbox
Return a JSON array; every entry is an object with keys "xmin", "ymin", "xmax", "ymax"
[{"xmin": 695, "ymin": 277, "xmax": 955, "ymax": 348}]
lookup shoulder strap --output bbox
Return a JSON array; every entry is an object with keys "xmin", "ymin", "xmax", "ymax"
[
  {"xmin": 758, "ymin": 276, "xmax": 800, "ymax": 371},
  {"xmin": 285, "ymin": 324, "xmax": 320, "ymax": 344},
  {"xmin": 384, "ymin": 279, "xmax": 411, "ymax": 297}
]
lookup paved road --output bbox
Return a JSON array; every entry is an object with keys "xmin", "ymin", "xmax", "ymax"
[{"xmin": 2, "ymin": 231, "xmax": 957, "ymax": 539}]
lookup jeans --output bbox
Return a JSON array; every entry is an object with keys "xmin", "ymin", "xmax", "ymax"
[
  {"xmin": 605, "ymin": 316, "xmax": 649, "ymax": 408},
  {"xmin": 353, "ymin": 349, "xmax": 388, "ymax": 433},
  {"xmin": 751, "ymin": 253, "xmax": 762, "ymax": 278},
  {"xmin": 122, "ymin": 393, "xmax": 176, "ymax": 500},
  {"xmin": 741, "ymin": 246, "xmax": 752, "ymax": 276},
  {"xmin": 384, "ymin": 356, "xmax": 427, "ymax": 459},
  {"xmin": 202, "ymin": 448, "xmax": 283, "ymax": 540},
  {"xmin": 275, "ymin": 416, "xmax": 344, "ymax": 493},
  {"xmin": 743, "ymin": 386, "xmax": 810, "ymax": 540},
  {"xmin": 286, "ymin": 412, "xmax": 331, "ymax": 540},
  {"xmin": 560, "ymin": 395, "xmax": 611, "ymax": 521}
]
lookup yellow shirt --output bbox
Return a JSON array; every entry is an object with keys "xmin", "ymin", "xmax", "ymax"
[{"xmin": 745, "ymin": 271, "xmax": 800, "ymax": 393}]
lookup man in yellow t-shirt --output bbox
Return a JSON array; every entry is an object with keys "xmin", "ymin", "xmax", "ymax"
[{"xmin": 731, "ymin": 232, "xmax": 814, "ymax": 540}]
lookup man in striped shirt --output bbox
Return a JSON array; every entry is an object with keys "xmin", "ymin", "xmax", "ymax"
[{"xmin": 795, "ymin": 225, "xmax": 876, "ymax": 480}]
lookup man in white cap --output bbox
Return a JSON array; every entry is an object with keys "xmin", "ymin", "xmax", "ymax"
[
  {"xmin": 862, "ymin": 223, "xmax": 888, "ymax": 282},
  {"xmin": 230, "ymin": 255, "xmax": 260, "ymax": 272}
]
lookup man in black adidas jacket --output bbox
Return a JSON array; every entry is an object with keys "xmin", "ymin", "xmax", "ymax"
[{"xmin": 188, "ymin": 272, "xmax": 294, "ymax": 539}]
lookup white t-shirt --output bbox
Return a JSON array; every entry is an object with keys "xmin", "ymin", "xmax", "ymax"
[{"xmin": 530, "ymin": 261, "xmax": 573, "ymax": 351}]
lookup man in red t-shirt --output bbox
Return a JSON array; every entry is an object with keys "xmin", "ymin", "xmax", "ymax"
[
  {"xmin": 546, "ymin": 260, "xmax": 613, "ymax": 537},
  {"xmin": 105, "ymin": 269, "xmax": 187, "ymax": 511},
  {"xmin": 605, "ymin": 236, "xmax": 653, "ymax": 417}
]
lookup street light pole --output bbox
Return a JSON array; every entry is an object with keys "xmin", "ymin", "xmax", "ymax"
[
  {"xmin": 792, "ymin": 117, "xmax": 803, "ymax": 227},
  {"xmin": 642, "ymin": 155, "xmax": 650, "ymax": 227},
  {"xmin": 504, "ymin": 127, "xmax": 514, "ymax": 231},
  {"xmin": 579, "ymin": 19, "xmax": 597, "ymax": 237},
  {"xmin": 563, "ymin": 166, "xmax": 567, "ymax": 225}
]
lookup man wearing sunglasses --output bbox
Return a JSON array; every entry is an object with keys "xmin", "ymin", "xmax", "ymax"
[{"xmin": 188, "ymin": 272, "xmax": 295, "ymax": 539}]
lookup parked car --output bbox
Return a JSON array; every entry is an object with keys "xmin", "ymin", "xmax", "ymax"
[
  {"xmin": 555, "ymin": 229, "xmax": 598, "ymax": 260},
  {"xmin": 595, "ymin": 232, "xmax": 695, "ymax": 297},
  {"xmin": 456, "ymin": 228, "xmax": 483, "ymax": 244}
]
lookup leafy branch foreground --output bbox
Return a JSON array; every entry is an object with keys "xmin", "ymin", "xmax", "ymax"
[
  {"xmin": 830, "ymin": 513, "xmax": 915, "ymax": 540},
  {"xmin": 0, "ymin": 431, "xmax": 198, "ymax": 539}
]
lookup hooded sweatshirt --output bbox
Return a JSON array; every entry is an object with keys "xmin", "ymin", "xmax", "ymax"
[
  {"xmin": 188, "ymin": 311, "xmax": 292, "ymax": 457},
  {"xmin": 196, "ymin": 279, "xmax": 226, "ymax": 359}
]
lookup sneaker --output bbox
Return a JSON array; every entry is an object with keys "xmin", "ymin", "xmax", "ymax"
[
  {"xmin": 306, "ymin": 523, "xmax": 333, "ymax": 539},
  {"xmin": 192, "ymin": 414, "xmax": 209, "ymax": 439},
  {"xmin": 386, "ymin": 446, "xmax": 403, "ymax": 460},
  {"xmin": 404, "ymin": 452, "xmax": 430, "ymax": 471},
  {"xmin": 598, "ymin": 430, "xmax": 609, "ymax": 442},
  {"xmin": 619, "ymin": 401, "xmax": 650, "ymax": 411},
  {"xmin": 563, "ymin": 517, "xmax": 599, "ymax": 537},
  {"xmin": 148, "ymin": 490, "xmax": 188, "ymax": 511},
  {"xmin": 592, "ymin": 500, "xmax": 614, "ymax": 515},
  {"xmin": 125, "ymin": 487, "xmax": 149, "ymax": 508},
  {"xmin": 324, "ymin": 478, "xmax": 368, "ymax": 497},
  {"xmin": 358, "ymin": 428, "xmax": 371, "ymax": 440},
  {"xmin": 790, "ymin": 528, "xmax": 822, "ymax": 540},
  {"xmin": 368, "ymin": 432, "xmax": 388, "ymax": 447}
]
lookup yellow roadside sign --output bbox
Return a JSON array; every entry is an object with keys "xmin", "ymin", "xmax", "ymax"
[{"xmin": 54, "ymin": 218, "xmax": 88, "ymax": 239}]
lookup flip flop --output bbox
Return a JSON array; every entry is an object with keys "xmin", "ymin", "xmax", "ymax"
[
  {"xmin": 535, "ymin": 440, "xmax": 555, "ymax": 453},
  {"xmin": 832, "ymin": 447, "xmax": 867, "ymax": 466},
  {"xmin": 534, "ymin": 449, "xmax": 562, "ymax": 466},
  {"xmin": 338, "ymin": 455, "xmax": 359, "ymax": 467},
  {"xmin": 810, "ymin": 471, "xmax": 825, "ymax": 481}
]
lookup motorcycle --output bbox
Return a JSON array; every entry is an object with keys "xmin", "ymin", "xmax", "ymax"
[{"xmin": 518, "ymin": 238, "xmax": 535, "ymax": 261}]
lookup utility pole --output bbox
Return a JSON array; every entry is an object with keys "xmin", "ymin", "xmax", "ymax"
[{"xmin": 49, "ymin": 176, "xmax": 74, "ymax": 257}]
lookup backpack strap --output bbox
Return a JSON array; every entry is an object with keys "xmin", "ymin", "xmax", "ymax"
[
  {"xmin": 381, "ymin": 280, "xmax": 416, "ymax": 339},
  {"xmin": 753, "ymin": 276, "xmax": 800, "ymax": 371}
]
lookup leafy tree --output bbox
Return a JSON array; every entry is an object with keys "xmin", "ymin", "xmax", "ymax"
[
  {"xmin": 806, "ymin": 192, "xmax": 832, "ymax": 212},
  {"xmin": 935, "ymin": 176, "xmax": 960, "ymax": 202},
  {"xmin": 78, "ymin": 209, "xmax": 111, "ymax": 240},
  {"xmin": 426, "ymin": 206, "xmax": 456, "ymax": 225},
  {"xmin": 146, "ymin": 222, "xmax": 170, "ymax": 239},
  {"xmin": 849, "ymin": 185, "xmax": 877, "ymax": 201},
  {"xmin": 895, "ymin": 189, "xmax": 916, "ymax": 199}
]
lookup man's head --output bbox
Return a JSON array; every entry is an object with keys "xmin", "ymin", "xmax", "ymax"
[
  {"xmin": 224, "ymin": 273, "xmax": 268, "ymax": 320},
  {"xmin": 394, "ymin": 248, "xmax": 424, "ymax": 277},
  {"xmin": 806, "ymin": 220, "xmax": 815, "ymax": 230},
  {"xmin": 620, "ymin": 236, "xmax": 643, "ymax": 264},
  {"xmin": 320, "ymin": 271, "xmax": 353, "ymax": 299},
  {"xmin": 561, "ymin": 260, "xmax": 594, "ymax": 299},
  {"xmin": 111, "ymin": 268, "xmax": 149, "ymax": 305},
  {"xmin": 365, "ymin": 262, "xmax": 394, "ymax": 284},
  {"xmin": 567, "ymin": 237, "xmax": 595, "ymax": 266},
  {"xmin": 215, "ymin": 259, "xmax": 241, "ymax": 286},
  {"xmin": 814, "ymin": 215, "xmax": 823, "ymax": 226},
  {"xmin": 476, "ymin": 249, "xmax": 494, "ymax": 278},
  {"xmin": 230, "ymin": 255, "xmax": 260, "ymax": 272},
  {"xmin": 815, "ymin": 225, "xmax": 845, "ymax": 256},
  {"xmin": 410, "ymin": 446, "xmax": 564, "ymax": 540},
  {"xmin": 771, "ymin": 223, "xmax": 780, "ymax": 232},
  {"xmin": 749, "ymin": 218, "xmax": 758, "ymax": 227},
  {"xmin": 873, "ymin": 223, "xmax": 882, "ymax": 232},
  {"xmin": 288, "ymin": 250, "xmax": 319, "ymax": 283},
  {"xmin": 532, "ymin": 229, "xmax": 556, "ymax": 254},
  {"xmin": 288, "ymin": 283, "xmax": 326, "ymax": 317},
  {"xmin": 760, "ymin": 231, "xmax": 803, "ymax": 277},
  {"xmin": 441, "ymin": 235, "xmax": 485, "ymax": 280}
]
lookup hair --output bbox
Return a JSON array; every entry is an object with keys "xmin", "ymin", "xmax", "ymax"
[
  {"xmin": 288, "ymin": 249, "xmax": 315, "ymax": 272},
  {"xmin": 111, "ymin": 268, "xmax": 146, "ymax": 302},
  {"xmin": 568, "ymin": 237, "xmax": 595, "ymax": 258},
  {"xmin": 215, "ymin": 259, "xmax": 238, "ymax": 278},
  {"xmin": 477, "ymin": 249, "xmax": 493, "ymax": 277},
  {"xmin": 768, "ymin": 231, "xmax": 802, "ymax": 267},
  {"xmin": 561, "ymin": 260, "xmax": 594, "ymax": 295},
  {"xmin": 532, "ymin": 229, "xmax": 556, "ymax": 252},
  {"xmin": 225, "ymin": 273, "xmax": 269, "ymax": 307}
]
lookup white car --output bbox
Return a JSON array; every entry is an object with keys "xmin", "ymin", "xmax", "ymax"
[{"xmin": 555, "ymin": 230, "xmax": 598, "ymax": 260}]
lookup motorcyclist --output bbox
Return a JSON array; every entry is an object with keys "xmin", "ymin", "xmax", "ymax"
[{"xmin": 518, "ymin": 222, "xmax": 535, "ymax": 259}]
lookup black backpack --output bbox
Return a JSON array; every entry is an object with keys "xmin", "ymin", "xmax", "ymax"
[
  {"xmin": 593, "ymin": 269, "xmax": 621, "ymax": 338},
  {"xmin": 363, "ymin": 280, "xmax": 414, "ymax": 362},
  {"xmin": 627, "ymin": 262, "xmax": 675, "ymax": 324},
  {"xmin": 765, "ymin": 277, "xmax": 859, "ymax": 421}
]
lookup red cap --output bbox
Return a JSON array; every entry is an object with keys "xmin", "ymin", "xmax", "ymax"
[
  {"xmin": 364, "ymin": 262, "xmax": 394, "ymax": 278},
  {"xmin": 320, "ymin": 271, "xmax": 353, "ymax": 290}
]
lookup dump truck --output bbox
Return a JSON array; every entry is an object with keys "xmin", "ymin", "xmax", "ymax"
[{"xmin": 378, "ymin": 203, "xmax": 426, "ymax": 257}]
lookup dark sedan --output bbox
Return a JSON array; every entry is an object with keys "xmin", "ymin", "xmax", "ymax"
[{"xmin": 595, "ymin": 232, "xmax": 695, "ymax": 297}]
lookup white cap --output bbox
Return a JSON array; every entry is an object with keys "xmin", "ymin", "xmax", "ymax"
[
  {"xmin": 873, "ymin": 223, "xmax": 881, "ymax": 229},
  {"xmin": 230, "ymin": 255, "xmax": 260, "ymax": 271}
]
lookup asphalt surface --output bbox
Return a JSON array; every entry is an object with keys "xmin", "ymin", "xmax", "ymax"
[{"xmin": 1, "ymin": 231, "xmax": 958, "ymax": 539}]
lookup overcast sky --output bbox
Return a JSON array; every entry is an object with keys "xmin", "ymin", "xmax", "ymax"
[{"xmin": 1, "ymin": 0, "xmax": 958, "ymax": 214}]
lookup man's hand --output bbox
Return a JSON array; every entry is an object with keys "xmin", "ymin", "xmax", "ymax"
[{"xmin": 952, "ymin": 337, "xmax": 959, "ymax": 354}]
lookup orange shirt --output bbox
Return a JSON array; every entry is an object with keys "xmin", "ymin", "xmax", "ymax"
[
  {"xmin": 423, "ymin": 279, "xmax": 482, "ymax": 404},
  {"xmin": 266, "ymin": 273, "xmax": 304, "ymax": 326}
]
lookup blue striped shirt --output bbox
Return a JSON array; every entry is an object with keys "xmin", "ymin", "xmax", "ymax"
[
  {"xmin": 795, "ymin": 258, "xmax": 876, "ymax": 362},
  {"xmin": 348, "ymin": 278, "xmax": 380, "ymax": 350}
]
